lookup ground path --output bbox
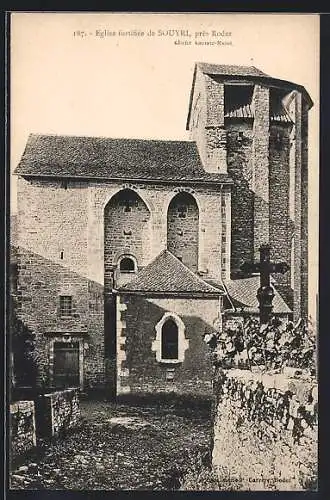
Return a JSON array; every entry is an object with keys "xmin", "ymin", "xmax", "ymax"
[{"xmin": 10, "ymin": 396, "xmax": 212, "ymax": 490}]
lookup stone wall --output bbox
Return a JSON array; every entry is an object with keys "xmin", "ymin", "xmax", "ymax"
[
  {"xmin": 88, "ymin": 181, "xmax": 227, "ymax": 283},
  {"xmin": 16, "ymin": 176, "xmax": 228, "ymax": 390},
  {"xmin": 269, "ymin": 123, "xmax": 293, "ymax": 306},
  {"xmin": 15, "ymin": 247, "xmax": 104, "ymax": 389},
  {"xmin": 212, "ymin": 368, "xmax": 318, "ymax": 491},
  {"xmin": 116, "ymin": 294, "xmax": 220, "ymax": 396},
  {"xmin": 167, "ymin": 192, "xmax": 199, "ymax": 272},
  {"xmin": 188, "ymin": 66, "xmax": 208, "ymax": 171},
  {"xmin": 36, "ymin": 388, "xmax": 80, "ymax": 439},
  {"xmin": 187, "ymin": 71, "xmax": 309, "ymax": 319},
  {"xmin": 10, "ymin": 400, "xmax": 36, "ymax": 460},
  {"xmin": 226, "ymin": 121, "xmax": 254, "ymax": 272},
  {"xmin": 252, "ymin": 85, "xmax": 270, "ymax": 259},
  {"xmin": 104, "ymin": 188, "xmax": 151, "ymax": 290}
]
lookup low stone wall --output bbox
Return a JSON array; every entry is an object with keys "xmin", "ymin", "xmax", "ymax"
[
  {"xmin": 10, "ymin": 400, "xmax": 36, "ymax": 460},
  {"xmin": 212, "ymin": 368, "xmax": 318, "ymax": 491},
  {"xmin": 36, "ymin": 388, "xmax": 80, "ymax": 438}
]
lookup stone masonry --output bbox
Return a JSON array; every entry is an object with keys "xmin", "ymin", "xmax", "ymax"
[
  {"xmin": 10, "ymin": 400, "xmax": 37, "ymax": 460},
  {"xmin": 116, "ymin": 294, "xmax": 220, "ymax": 396},
  {"xmin": 14, "ymin": 63, "xmax": 312, "ymax": 392},
  {"xmin": 212, "ymin": 368, "xmax": 317, "ymax": 491},
  {"xmin": 15, "ymin": 176, "xmax": 228, "ymax": 391},
  {"xmin": 187, "ymin": 63, "xmax": 311, "ymax": 320}
]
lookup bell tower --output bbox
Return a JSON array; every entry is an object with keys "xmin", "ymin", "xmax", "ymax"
[{"xmin": 186, "ymin": 62, "xmax": 313, "ymax": 320}]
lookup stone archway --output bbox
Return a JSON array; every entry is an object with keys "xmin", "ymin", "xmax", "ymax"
[{"xmin": 104, "ymin": 188, "xmax": 151, "ymax": 291}]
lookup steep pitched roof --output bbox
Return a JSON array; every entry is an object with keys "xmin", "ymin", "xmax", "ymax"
[
  {"xmin": 14, "ymin": 134, "xmax": 232, "ymax": 185},
  {"xmin": 117, "ymin": 250, "xmax": 225, "ymax": 295},
  {"xmin": 224, "ymin": 276, "xmax": 292, "ymax": 314}
]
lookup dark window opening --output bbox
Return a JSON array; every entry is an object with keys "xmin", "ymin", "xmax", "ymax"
[
  {"xmin": 161, "ymin": 319, "xmax": 179, "ymax": 360},
  {"xmin": 270, "ymin": 88, "xmax": 293, "ymax": 123},
  {"xmin": 224, "ymin": 84, "xmax": 254, "ymax": 117},
  {"xmin": 60, "ymin": 296, "xmax": 72, "ymax": 317},
  {"xmin": 61, "ymin": 180, "xmax": 68, "ymax": 189},
  {"xmin": 60, "ymin": 251, "xmax": 64, "ymax": 260},
  {"xmin": 119, "ymin": 257, "xmax": 135, "ymax": 272}
]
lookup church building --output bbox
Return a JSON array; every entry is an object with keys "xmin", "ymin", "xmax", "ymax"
[{"xmin": 13, "ymin": 62, "xmax": 312, "ymax": 395}]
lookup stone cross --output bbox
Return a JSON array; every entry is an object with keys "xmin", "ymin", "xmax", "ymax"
[{"xmin": 240, "ymin": 244, "xmax": 290, "ymax": 325}]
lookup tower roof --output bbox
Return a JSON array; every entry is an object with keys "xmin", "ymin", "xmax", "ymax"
[
  {"xmin": 196, "ymin": 62, "xmax": 270, "ymax": 78},
  {"xmin": 116, "ymin": 249, "xmax": 225, "ymax": 296},
  {"xmin": 186, "ymin": 62, "xmax": 313, "ymax": 130}
]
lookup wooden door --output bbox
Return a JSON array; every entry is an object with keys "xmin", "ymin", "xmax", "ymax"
[{"xmin": 53, "ymin": 341, "xmax": 80, "ymax": 388}]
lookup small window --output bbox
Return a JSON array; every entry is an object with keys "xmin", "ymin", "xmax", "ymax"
[
  {"xmin": 60, "ymin": 251, "xmax": 64, "ymax": 260},
  {"xmin": 120, "ymin": 198, "xmax": 137, "ymax": 213},
  {"xmin": 161, "ymin": 319, "xmax": 179, "ymax": 360},
  {"xmin": 60, "ymin": 296, "xmax": 72, "ymax": 317},
  {"xmin": 177, "ymin": 204, "xmax": 188, "ymax": 218},
  {"xmin": 119, "ymin": 257, "xmax": 135, "ymax": 272}
]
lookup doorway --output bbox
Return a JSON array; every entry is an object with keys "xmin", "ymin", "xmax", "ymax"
[{"xmin": 53, "ymin": 341, "xmax": 80, "ymax": 388}]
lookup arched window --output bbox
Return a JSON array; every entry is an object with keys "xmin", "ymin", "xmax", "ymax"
[
  {"xmin": 119, "ymin": 257, "xmax": 135, "ymax": 272},
  {"xmin": 152, "ymin": 312, "xmax": 189, "ymax": 364},
  {"xmin": 161, "ymin": 319, "xmax": 178, "ymax": 360}
]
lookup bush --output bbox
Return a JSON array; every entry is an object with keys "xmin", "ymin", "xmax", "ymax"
[{"xmin": 213, "ymin": 316, "xmax": 317, "ymax": 372}]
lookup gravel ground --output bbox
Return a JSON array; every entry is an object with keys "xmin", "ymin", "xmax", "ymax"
[{"xmin": 10, "ymin": 396, "xmax": 213, "ymax": 491}]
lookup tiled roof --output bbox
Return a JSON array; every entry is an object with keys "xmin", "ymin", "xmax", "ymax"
[
  {"xmin": 14, "ymin": 134, "xmax": 231, "ymax": 184},
  {"xmin": 197, "ymin": 62, "xmax": 269, "ymax": 78},
  {"xmin": 117, "ymin": 250, "xmax": 225, "ymax": 295},
  {"xmin": 224, "ymin": 276, "xmax": 292, "ymax": 314}
]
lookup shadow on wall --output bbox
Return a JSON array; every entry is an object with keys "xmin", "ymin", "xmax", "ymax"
[{"xmin": 120, "ymin": 294, "xmax": 218, "ymax": 396}]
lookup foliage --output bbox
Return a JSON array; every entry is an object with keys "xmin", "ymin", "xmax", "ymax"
[
  {"xmin": 10, "ymin": 295, "xmax": 39, "ymax": 389},
  {"xmin": 212, "ymin": 316, "xmax": 317, "ymax": 372}
]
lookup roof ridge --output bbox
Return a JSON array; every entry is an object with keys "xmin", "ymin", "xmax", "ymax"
[
  {"xmin": 117, "ymin": 249, "xmax": 169, "ymax": 290},
  {"xmin": 27, "ymin": 132, "xmax": 194, "ymax": 144},
  {"xmin": 165, "ymin": 250, "xmax": 223, "ymax": 292},
  {"xmin": 118, "ymin": 249, "xmax": 224, "ymax": 294}
]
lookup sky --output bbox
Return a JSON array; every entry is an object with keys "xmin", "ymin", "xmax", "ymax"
[{"xmin": 10, "ymin": 13, "xmax": 320, "ymax": 318}]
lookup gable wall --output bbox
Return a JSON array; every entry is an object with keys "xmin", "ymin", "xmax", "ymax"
[{"xmin": 15, "ymin": 176, "xmax": 229, "ymax": 390}]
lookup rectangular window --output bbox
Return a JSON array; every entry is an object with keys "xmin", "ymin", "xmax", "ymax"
[{"xmin": 59, "ymin": 296, "xmax": 73, "ymax": 317}]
